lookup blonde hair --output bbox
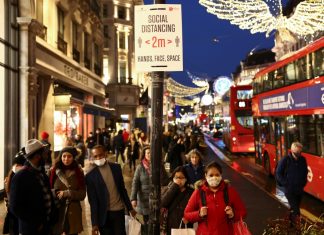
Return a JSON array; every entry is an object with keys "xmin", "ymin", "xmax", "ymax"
[{"xmin": 186, "ymin": 149, "xmax": 203, "ymax": 163}]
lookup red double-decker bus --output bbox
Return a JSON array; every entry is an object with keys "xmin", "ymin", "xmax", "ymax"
[
  {"xmin": 222, "ymin": 85, "xmax": 255, "ymax": 153},
  {"xmin": 252, "ymin": 37, "xmax": 324, "ymax": 201}
]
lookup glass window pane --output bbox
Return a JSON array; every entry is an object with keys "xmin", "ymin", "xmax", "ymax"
[
  {"xmin": 313, "ymin": 48, "xmax": 324, "ymax": 77},
  {"xmin": 316, "ymin": 115, "xmax": 324, "ymax": 158},
  {"xmin": 298, "ymin": 116, "xmax": 316, "ymax": 154}
]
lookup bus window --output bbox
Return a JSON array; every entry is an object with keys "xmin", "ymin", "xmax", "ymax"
[
  {"xmin": 313, "ymin": 48, "xmax": 324, "ymax": 77},
  {"xmin": 253, "ymin": 76, "xmax": 262, "ymax": 94},
  {"xmin": 286, "ymin": 116, "xmax": 299, "ymax": 148},
  {"xmin": 273, "ymin": 68, "xmax": 284, "ymax": 88},
  {"xmin": 285, "ymin": 63, "xmax": 297, "ymax": 85},
  {"xmin": 299, "ymin": 116, "xmax": 317, "ymax": 155},
  {"xmin": 316, "ymin": 115, "xmax": 324, "ymax": 158},
  {"xmin": 260, "ymin": 117, "xmax": 271, "ymax": 143},
  {"xmin": 270, "ymin": 118, "xmax": 276, "ymax": 145},
  {"xmin": 296, "ymin": 57, "xmax": 308, "ymax": 81},
  {"xmin": 263, "ymin": 73, "xmax": 273, "ymax": 91}
]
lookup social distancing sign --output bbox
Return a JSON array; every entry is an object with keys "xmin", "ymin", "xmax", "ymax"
[{"xmin": 135, "ymin": 4, "xmax": 183, "ymax": 72}]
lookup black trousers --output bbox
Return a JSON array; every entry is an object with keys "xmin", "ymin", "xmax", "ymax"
[
  {"xmin": 99, "ymin": 210, "xmax": 126, "ymax": 235},
  {"xmin": 285, "ymin": 191, "xmax": 302, "ymax": 218}
]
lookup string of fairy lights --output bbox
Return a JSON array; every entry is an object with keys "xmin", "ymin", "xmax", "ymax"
[
  {"xmin": 174, "ymin": 97, "xmax": 196, "ymax": 106},
  {"xmin": 199, "ymin": 0, "xmax": 323, "ymax": 39},
  {"xmin": 166, "ymin": 77, "xmax": 209, "ymax": 98}
]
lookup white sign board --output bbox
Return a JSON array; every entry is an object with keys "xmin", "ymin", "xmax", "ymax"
[{"xmin": 135, "ymin": 4, "xmax": 183, "ymax": 72}]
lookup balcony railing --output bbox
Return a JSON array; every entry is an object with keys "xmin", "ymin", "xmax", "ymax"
[
  {"xmin": 119, "ymin": 77, "xmax": 127, "ymax": 84},
  {"xmin": 84, "ymin": 57, "xmax": 91, "ymax": 70},
  {"xmin": 57, "ymin": 35, "xmax": 67, "ymax": 54},
  {"xmin": 73, "ymin": 48, "xmax": 80, "ymax": 63},
  {"xmin": 94, "ymin": 63, "xmax": 101, "ymax": 76}
]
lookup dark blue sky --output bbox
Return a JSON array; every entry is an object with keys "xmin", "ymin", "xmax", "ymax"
[{"xmin": 144, "ymin": 0, "xmax": 275, "ymax": 86}]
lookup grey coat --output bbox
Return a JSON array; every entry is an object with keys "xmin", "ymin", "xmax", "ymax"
[{"xmin": 130, "ymin": 163, "xmax": 150, "ymax": 215}]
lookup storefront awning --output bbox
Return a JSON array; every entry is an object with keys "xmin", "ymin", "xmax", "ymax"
[{"xmin": 83, "ymin": 103, "xmax": 114, "ymax": 118}]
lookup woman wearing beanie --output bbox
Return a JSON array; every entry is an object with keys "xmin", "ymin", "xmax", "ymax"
[{"xmin": 49, "ymin": 147, "xmax": 86, "ymax": 235}]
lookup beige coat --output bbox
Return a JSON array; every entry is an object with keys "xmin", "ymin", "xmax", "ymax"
[{"xmin": 52, "ymin": 167, "xmax": 86, "ymax": 235}]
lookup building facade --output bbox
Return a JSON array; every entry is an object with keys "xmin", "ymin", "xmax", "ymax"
[
  {"xmin": 0, "ymin": 0, "xmax": 20, "ymax": 192},
  {"xmin": 102, "ymin": 0, "xmax": 147, "ymax": 132}
]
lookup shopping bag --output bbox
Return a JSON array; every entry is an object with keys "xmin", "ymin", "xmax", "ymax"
[
  {"xmin": 125, "ymin": 215, "xmax": 131, "ymax": 235},
  {"xmin": 233, "ymin": 217, "xmax": 252, "ymax": 235},
  {"xmin": 128, "ymin": 217, "xmax": 141, "ymax": 235},
  {"xmin": 171, "ymin": 220, "xmax": 195, "ymax": 235}
]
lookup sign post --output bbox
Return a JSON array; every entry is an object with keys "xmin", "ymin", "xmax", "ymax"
[{"xmin": 134, "ymin": 3, "xmax": 182, "ymax": 235}]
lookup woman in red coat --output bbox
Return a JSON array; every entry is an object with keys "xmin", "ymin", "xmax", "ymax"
[{"xmin": 184, "ymin": 161, "xmax": 247, "ymax": 235}]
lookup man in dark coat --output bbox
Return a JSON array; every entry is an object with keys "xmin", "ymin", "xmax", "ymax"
[
  {"xmin": 113, "ymin": 130, "xmax": 125, "ymax": 163},
  {"xmin": 85, "ymin": 145, "xmax": 136, "ymax": 235},
  {"xmin": 276, "ymin": 141, "xmax": 308, "ymax": 227},
  {"xmin": 10, "ymin": 139, "xmax": 55, "ymax": 235}
]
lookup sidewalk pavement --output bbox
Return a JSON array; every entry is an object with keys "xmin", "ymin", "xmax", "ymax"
[{"xmin": 0, "ymin": 153, "xmax": 137, "ymax": 235}]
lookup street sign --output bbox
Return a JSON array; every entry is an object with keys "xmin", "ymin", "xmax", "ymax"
[{"xmin": 134, "ymin": 4, "xmax": 183, "ymax": 72}]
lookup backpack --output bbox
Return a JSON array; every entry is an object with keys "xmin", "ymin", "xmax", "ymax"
[{"xmin": 275, "ymin": 157, "xmax": 290, "ymax": 187}]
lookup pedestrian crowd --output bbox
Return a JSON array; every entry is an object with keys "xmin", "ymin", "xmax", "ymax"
[{"xmin": 2, "ymin": 125, "xmax": 308, "ymax": 235}]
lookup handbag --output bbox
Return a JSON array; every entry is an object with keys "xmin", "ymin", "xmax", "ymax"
[
  {"xmin": 171, "ymin": 220, "xmax": 195, "ymax": 235},
  {"xmin": 232, "ymin": 217, "xmax": 252, "ymax": 235},
  {"xmin": 128, "ymin": 217, "xmax": 141, "ymax": 235}
]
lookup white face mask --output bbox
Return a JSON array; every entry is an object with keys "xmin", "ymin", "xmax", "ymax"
[
  {"xmin": 206, "ymin": 176, "xmax": 222, "ymax": 187},
  {"xmin": 93, "ymin": 158, "xmax": 106, "ymax": 167}
]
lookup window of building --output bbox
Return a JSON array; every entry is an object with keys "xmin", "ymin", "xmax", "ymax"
[
  {"xmin": 57, "ymin": 7, "xmax": 64, "ymax": 38},
  {"xmin": 103, "ymin": 4, "xmax": 108, "ymax": 18},
  {"xmin": 118, "ymin": 6, "xmax": 126, "ymax": 19},
  {"xmin": 72, "ymin": 21, "xmax": 78, "ymax": 48},
  {"xmin": 119, "ymin": 31, "xmax": 125, "ymax": 49},
  {"xmin": 119, "ymin": 61, "xmax": 126, "ymax": 83},
  {"xmin": 84, "ymin": 33, "xmax": 90, "ymax": 69}
]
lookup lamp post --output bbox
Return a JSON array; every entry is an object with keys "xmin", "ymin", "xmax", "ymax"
[{"xmin": 149, "ymin": 0, "xmax": 165, "ymax": 234}]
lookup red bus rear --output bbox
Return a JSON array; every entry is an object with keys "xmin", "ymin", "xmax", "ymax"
[
  {"xmin": 223, "ymin": 85, "xmax": 255, "ymax": 153},
  {"xmin": 252, "ymin": 37, "xmax": 324, "ymax": 201}
]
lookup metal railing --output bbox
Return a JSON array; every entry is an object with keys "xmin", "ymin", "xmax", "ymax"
[{"xmin": 57, "ymin": 35, "xmax": 67, "ymax": 54}]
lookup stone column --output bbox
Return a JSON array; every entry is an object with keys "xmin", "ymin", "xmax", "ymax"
[
  {"xmin": 114, "ymin": 25, "xmax": 119, "ymax": 83},
  {"xmin": 126, "ymin": 28, "xmax": 133, "ymax": 84},
  {"xmin": 17, "ymin": 17, "xmax": 40, "ymax": 145}
]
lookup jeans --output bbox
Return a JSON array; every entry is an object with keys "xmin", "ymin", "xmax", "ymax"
[{"xmin": 99, "ymin": 210, "xmax": 126, "ymax": 235}]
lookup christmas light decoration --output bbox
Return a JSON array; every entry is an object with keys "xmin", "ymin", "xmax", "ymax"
[
  {"xmin": 199, "ymin": 0, "xmax": 324, "ymax": 39},
  {"xmin": 166, "ymin": 77, "xmax": 209, "ymax": 97},
  {"xmin": 175, "ymin": 97, "xmax": 195, "ymax": 106},
  {"xmin": 187, "ymin": 71, "xmax": 209, "ymax": 87}
]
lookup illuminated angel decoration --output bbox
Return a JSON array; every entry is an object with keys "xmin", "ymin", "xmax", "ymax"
[{"xmin": 199, "ymin": 0, "xmax": 324, "ymax": 40}]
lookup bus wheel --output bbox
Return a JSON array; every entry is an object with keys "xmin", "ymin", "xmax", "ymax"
[{"xmin": 264, "ymin": 153, "xmax": 272, "ymax": 176}]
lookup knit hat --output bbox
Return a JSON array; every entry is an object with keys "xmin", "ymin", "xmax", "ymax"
[
  {"xmin": 41, "ymin": 131, "xmax": 49, "ymax": 140},
  {"xmin": 59, "ymin": 146, "xmax": 78, "ymax": 158}
]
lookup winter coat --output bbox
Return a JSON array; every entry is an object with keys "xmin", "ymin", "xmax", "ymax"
[
  {"xmin": 184, "ymin": 181, "xmax": 247, "ymax": 235},
  {"xmin": 51, "ymin": 168, "xmax": 86, "ymax": 235},
  {"xmin": 126, "ymin": 140, "xmax": 140, "ymax": 160},
  {"xmin": 184, "ymin": 163, "xmax": 205, "ymax": 186},
  {"xmin": 161, "ymin": 182, "xmax": 194, "ymax": 235},
  {"xmin": 167, "ymin": 141, "xmax": 185, "ymax": 172},
  {"xmin": 276, "ymin": 152, "xmax": 308, "ymax": 194},
  {"xmin": 9, "ymin": 163, "xmax": 55, "ymax": 235},
  {"xmin": 130, "ymin": 163, "xmax": 150, "ymax": 215},
  {"xmin": 113, "ymin": 134, "xmax": 125, "ymax": 151},
  {"xmin": 86, "ymin": 136, "xmax": 95, "ymax": 149},
  {"xmin": 85, "ymin": 162, "xmax": 133, "ymax": 227}
]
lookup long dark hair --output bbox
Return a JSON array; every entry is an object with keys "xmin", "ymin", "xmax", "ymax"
[
  {"xmin": 141, "ymin": 146, "xmax": 150, "ymax": 160},
  {"xmin": 170, "ymin": 166, "xmax": 190, "ymax": 187}
]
